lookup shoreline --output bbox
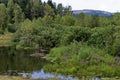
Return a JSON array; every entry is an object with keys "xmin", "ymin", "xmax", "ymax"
[
  {"xmin": 0, "ymin": 75, "xmax": 29, "ymax": 80},
  {"xmin": 0, "ymin": 75, "xmax": 120, "ymax": 80}
]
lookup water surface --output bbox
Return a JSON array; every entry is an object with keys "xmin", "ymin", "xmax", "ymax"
[{"xmin": 0, "ymin": 46, "xmax": 78, "ymax": 80}]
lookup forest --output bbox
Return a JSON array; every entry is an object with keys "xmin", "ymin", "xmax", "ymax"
[{"xmin": 0, "ymin": 0, "xmax": 120, "ymax": 78}]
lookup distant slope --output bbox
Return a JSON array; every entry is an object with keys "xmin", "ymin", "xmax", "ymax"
[{"xmin": 72, "ymin": 9, "xmax": 113, "ymax": 16}]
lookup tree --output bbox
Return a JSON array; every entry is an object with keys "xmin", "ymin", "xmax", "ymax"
[
  {"xmin": 16, "ymin": 0, "xmax": 29, "ymax": 11},
  {"xmin": 63, "ymin": 5, "xmax": 72, "ymax": 15},
  {"xmin": 44, "ymin": 4, "xmax": 55, "ymax": 17},
  {"xmin": 113, "ymin": 13, "xmax": 120, "ymax": 25},
  {"xmin": 14, "ymin": 19, "xmax": 39, "ymax": 49},
  {"xmin": 0, "ymin": 0, "xmax": 8, "ymax": 5},
  {"xmin": 54, "ymin": 14, "xmax": 61, "ymax": 24},
  {"xmin": 24, "ymin": 0, "xmax": 32, "ymax": 19},
  {"xmin": 13, "ymin": 4, "xmax": 24, "ymax": 26},
  {"xmin": 57, "ymin": 3, "xmax": 63, "ymax": 16},
  {"xmin": 47, "ymin": 0, "xmax": 56, "ymax": 14},
  {"xmin": 31, "ymin": 0, "xmax": 43, "ymax": 18},
  {"xmin": 47, "ymin": 0, "xmax": 54, "ymax": 9},
  {"xmin": 84, "ymin": 14, "xmax": 92, "ymax": 27},
  {"xmin": 99, "ymin": 17, "xmax": 111, "ymax": 26},
  {"xmin": 91, "ymin": 14, "xmax": 99, "ymax": 27},
  {"xmin": 7, "ymin": 0, "xmax": 14, "ymax": 24},
  {"xmin": 75, "ymin": 13, "xmax": 85, "ymax": 26},
  {"xmin": 0, "ymin": 3, "xmax": 7, "ymax": 30},
  {"xmin": 61, "ymin": 15, "xmax": 75, "ymax": 26},
  {"xmin": 41, "ymin": 15, "xmax": 53, "ymax": 26}
]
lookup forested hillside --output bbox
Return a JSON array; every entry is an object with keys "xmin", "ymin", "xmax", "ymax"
[{"xmin": 0, "ymin": 0, "xmax": 120, "ymax": 78}]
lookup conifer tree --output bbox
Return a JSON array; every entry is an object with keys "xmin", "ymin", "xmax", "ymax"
[
  {"xmin": 0, "ymin": 3, "xmax": 7, "ymax": 30},
  {"xmin": 7, "ymin": 0, "xmax": 14, "ymax": 24},
  {"xmin": 57, "ymin": 3, "xmax": 63, "ymax": 16},
  {"xmin": 44, "ymin": 4, "xmax": 55, "ymax": 17},
  {"xmin": 13, "ymin": 4, "xmax": 24, "ymax": 26}
]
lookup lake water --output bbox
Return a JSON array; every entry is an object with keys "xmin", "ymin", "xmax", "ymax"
[
  {"xmin": 0, "ymin": 46, "xmax": 46, "ymax": 73},
  {"xmin": 0, "ymin": 46, "xmax": 78, "ymax": 80}
]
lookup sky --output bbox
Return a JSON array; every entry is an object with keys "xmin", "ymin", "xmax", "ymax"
[{"xmin": 42, "ymin": 0, "xmax": 120, "ymax": 12}]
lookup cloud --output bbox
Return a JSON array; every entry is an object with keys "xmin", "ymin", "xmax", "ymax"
[{"xmin": 42, "ymin": 0, "xmax": 120, "ymax": 12}]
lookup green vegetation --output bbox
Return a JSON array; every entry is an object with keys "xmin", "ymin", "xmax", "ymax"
[
  {"xmin": 0, "ymin": 0, "xmax": 120, "ymax": 78},
  {"xmin": 44, "ymin": 43, "xmax": 120, "ymax": 77}
]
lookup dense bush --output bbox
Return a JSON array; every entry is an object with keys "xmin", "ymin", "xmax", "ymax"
[{"xmin": 44, "ymin": 42, "xmax": 120, "ymax": 77}]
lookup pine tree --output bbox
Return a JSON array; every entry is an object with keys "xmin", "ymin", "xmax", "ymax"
[
  {"xmin": 7, "ymin": 0, "xmax": 14, "ymax": 24},
  {"xmin": 44, "ymin": 4, "xmax": 55, "ymax": 17},
  {"xmin": 13, "ymin": 4, "xmax": 24, "ymax": 26},
  {"xmin": 0, "ymin": 3, "xmax": 7, "ymax": 30},
  {"xmin": 84, "ymin": 14, "xmax": 92, "ymax": 27},
  {"xmin": 91, "ymin": 14, "xmax": 99, "ymax": 27},
  {"xmin": 24, "ymin": 0, "xmax": 32, "ymax": 19},
  {"xmin": 47, "ymin": 0, "xmax": 56, "ymax": 14},
  {"xmin": 113, "ymin": 13, "xmax": 120, "ymax": 25},
  {"xmin": 63, "ymin": 5, "xmax": 72, "ymax": 15},
  {"xmin": 31, "ymin": 0, "xmax": 42, "ymax": 18},
  {"xmin": 57, "ymin": 3, "xmax": 63, "ymax": 16},
  {"xmin": 75, "ymin": 13, "xmax": 85, "ymax": 26}
]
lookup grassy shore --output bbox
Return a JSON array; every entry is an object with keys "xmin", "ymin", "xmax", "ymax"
[
  {"xmin": 0, "ymin": 76, "xmax": 62, "ymax": 80},
  {"xmin": 0, "ymin": 76, "xmax": 120, "ymax": 80},
  {"xmin": 0, "ymin": 33, "xmax": 13, "ymax": 47},
  {"xmin": 0, "ymin": 75, "xmax": 29, "ymax": 80}
]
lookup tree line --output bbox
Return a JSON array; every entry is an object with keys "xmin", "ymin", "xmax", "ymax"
[
  {"xmin": 1, "ymin": 0, "xmax": 120, "ymax": 34},
  {"xmin": 0, "ymin": 0, "xmax": 71, "ymax": 33},
  {"xmin": 0, "ymin": 0, "xmax": 71, "ymax": 19},
  {"xmin": 1, "ymin": 0, "xmax": 120, "ymax": 77}
]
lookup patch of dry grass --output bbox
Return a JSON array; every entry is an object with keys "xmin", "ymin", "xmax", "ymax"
[
  {"xmin": 0, "ymin": 76, "xmax": 63, "ymax": 80},
  {"xmin": 0, "ymin": 33, "xmax": 13, "ymax": 46},
  {"xmin": 0, "ymin": 75, "xmax": 29, "ymax": 80}
]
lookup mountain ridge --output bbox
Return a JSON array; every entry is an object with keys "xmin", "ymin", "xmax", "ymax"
[{"xmin": 72, "ymin": 9, "xmax": 114, "ymax": 16}]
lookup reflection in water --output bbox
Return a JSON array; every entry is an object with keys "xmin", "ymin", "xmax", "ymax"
[{"xmin": 0, "ymin": 46, "xmax": 47, "ymax": 73}]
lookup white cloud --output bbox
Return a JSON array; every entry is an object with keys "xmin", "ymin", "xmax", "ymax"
[{"xmin": 42, "ymin": 0, "xmax": 120, "ymax": 12}]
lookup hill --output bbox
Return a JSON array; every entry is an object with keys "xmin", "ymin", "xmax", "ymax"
[{"xmin": 72, "ymin": 9, "xmax": 114, "ymax": 16}]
